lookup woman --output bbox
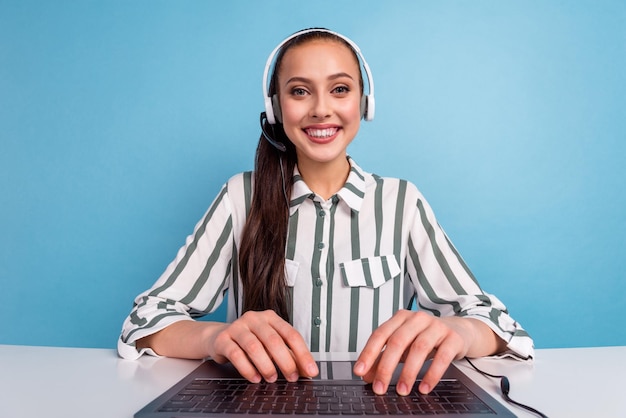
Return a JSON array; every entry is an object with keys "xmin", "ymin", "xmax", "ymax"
[{"xmin": 119, "ymin": 28, "xmax": 533, "ymax": 396}]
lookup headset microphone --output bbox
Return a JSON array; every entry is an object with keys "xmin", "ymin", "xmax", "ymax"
[{"xmin": 260, "ymin": 112, "xmax": 286, "ymax": 152}]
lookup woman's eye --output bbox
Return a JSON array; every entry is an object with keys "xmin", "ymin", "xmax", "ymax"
[
  {"xmin": 291, "ymin": 88, "xmax": 307, "ymax": 96},
  {"xmin": 333, "ymin": 86, "xmax": 350, "ymax": 94}
]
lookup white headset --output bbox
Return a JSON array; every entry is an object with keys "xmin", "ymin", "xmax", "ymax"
[{"xmin": 262, "ymin": 28, "xmax": 376, "ymax": 125}]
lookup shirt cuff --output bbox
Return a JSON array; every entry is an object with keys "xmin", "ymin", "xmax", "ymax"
[
  {"xmin": 117, "ymin": 335, "xmax": 162, "ymax": 360},
  {"xmin": 469, "ymin": 315, "xmax": 535, "ymax": 361}
]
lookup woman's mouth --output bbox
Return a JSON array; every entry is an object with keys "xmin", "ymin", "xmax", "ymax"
[{"xmin": 304, "ymin": 127, "xmax": 340, "ymax": 143}]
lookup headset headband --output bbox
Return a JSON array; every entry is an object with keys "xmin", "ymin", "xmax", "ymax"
[{"xmin": 262, "ymin": 28, "xmax": 375, "ymax": 124}]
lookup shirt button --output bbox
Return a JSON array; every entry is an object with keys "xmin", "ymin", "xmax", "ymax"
[
  {"xmin": 319, "ymin": 210, "xmax": 326, "ymax": 217},
  {"xmin": 315, "ymin": 278, "xmax": 323, "ymax": 287},
  {"xmin": 313, "ymin": 317, "xmax": 321, "ymax": 326},
  {"xmin": 317, "ymin": 242, "xmax": 325, "ymax": 250}
]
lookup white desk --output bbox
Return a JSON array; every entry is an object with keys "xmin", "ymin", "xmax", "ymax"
[{"xmin": 0, "ymin": 345, "xmax": 624, "ymax": 418}]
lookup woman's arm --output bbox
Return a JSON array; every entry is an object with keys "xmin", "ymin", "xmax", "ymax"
[{"xmin": 135, "ymin": 320, "xmax": 223, "ymax": 359}]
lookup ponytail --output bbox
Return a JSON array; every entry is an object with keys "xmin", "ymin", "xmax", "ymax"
[{"xmin": 238, "ymin": 123, "xmax": 296, "ymax": 321}]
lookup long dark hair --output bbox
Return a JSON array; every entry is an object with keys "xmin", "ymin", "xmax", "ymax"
[{"xmin": 238, "ymin": 30, "xmax": 362, "ymax": 321}]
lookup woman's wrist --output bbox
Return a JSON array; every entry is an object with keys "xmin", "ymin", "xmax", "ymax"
[{"xmin": 439, "ymin": 316, "xmax": 505, "ymax": 358}]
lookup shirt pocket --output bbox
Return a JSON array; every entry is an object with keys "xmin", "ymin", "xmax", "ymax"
[
  {"xmin": 340, "ymin": 255, "xmax": 401, "ymax": 289},
  {"xmin": 284, "ymin": 259, "xmax": 300, "ymax": 287}
]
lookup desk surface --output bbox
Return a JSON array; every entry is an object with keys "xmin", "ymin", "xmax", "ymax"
[{"xmin": 0, "ymin": 345, "xmax": 624, "ymax": 418}]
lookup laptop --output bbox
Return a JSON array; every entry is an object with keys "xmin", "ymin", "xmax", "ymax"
[{"xmin": 135, "ymin": 359, "xmax": 516, "ymax": 417}]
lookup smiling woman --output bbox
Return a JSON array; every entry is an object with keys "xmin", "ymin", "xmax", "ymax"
[{"xmin": 119, "ymin": 28, "xmax": 533, "ymax": 398}]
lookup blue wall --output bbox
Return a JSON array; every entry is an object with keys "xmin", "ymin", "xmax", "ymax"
[{"xmin": 1, "ymin": 1, "xmax": 624, "ymax": 350}]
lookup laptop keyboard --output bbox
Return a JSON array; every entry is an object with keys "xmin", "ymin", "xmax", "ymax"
[{"xmin": 157, "ymin": 378, "xmax": 495, "ymax": 415}]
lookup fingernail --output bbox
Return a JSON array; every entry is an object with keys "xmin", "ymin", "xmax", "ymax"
[
  {"xmin": 288, "ymin": 372, "xmax": 299, "ymax": 382},
  {"xmin": 419, "ymin": 382, "xmax": 430, "ymax": 394},
  {"xmin": 396, "ymin": 382, "xmax": 409, "ymax": 396},
  {"xmin": 373, "ymin": 380, "xmax": 385, "ymax": 395},
  {"xmin": 267, "ymin": 374, "xmax": 278, "ymax": 383},
  {"xmin": 251, "ymin": 374, "xmax": 262, "ymax": 383},
  {"xmin": 307, "ymin": 363, "xmax": 319, "ymax": 377},
  {"xmin": 354, "ymin": 361, "xmax": 365, "ymax": 375}
]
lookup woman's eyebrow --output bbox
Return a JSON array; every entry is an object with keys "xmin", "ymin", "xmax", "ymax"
[{"xmin": 285, "ymin": 72, "xmax": 356, "ymax": 85}]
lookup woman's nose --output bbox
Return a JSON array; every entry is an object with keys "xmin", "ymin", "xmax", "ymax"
[{"xmin": 310, "ymin": 95, "xmax": 331, "ymax": 119}]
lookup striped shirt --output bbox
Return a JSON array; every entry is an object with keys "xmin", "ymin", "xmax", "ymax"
[{"xmin": 118, "ymin": 158, "xmax": 534, "ymax": 360}]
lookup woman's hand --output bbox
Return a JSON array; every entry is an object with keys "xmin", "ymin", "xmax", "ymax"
[
  {"xmin": 353, "ymin": 310, "xmax": 505, "ymax": 396},
  {"xmin": 136, "ymin": 310, "xmax": 319, "ymax": 383},
  {"xmin": 207, "ymin": 310, "xmax": 319, "ymax": 383}
]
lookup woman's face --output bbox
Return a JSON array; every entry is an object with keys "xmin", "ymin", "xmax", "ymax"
[{"xmin": 277, "ymin": 39, "xmax": 362, "ymax": 169}]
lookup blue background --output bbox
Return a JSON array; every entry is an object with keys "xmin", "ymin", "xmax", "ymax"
[{"xmin": 1, "ymin": 1, "xmax": 624, "ymax": 350}]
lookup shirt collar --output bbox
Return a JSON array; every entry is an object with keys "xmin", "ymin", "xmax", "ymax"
[{"xmin": 289, "ymin": 157, "xmax": 366, "ymax": 215}]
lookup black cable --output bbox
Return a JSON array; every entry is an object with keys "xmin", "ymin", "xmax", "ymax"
[{"xmin": 464, "ymin": 357, "xmax": 549, "ymax": 418}]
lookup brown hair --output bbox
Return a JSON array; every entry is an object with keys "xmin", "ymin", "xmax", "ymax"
[{"xmin": 238, "ymin": 30, "xmax": 362, "ymax": 321}]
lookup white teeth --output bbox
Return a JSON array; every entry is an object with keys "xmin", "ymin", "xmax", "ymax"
[{"xmin": 306, "ymin": 128, "xmax": 337, "ymax": 138}]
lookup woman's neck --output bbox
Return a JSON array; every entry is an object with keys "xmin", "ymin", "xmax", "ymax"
[{"xmin": 297, "ymin": 156, "xmax": 350, "ymax": 201}]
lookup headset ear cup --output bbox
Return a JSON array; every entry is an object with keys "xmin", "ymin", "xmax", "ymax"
[
  {"xmin": 364, "ymin": 94, "xmax": 375, "ymax": 121},
  {"xmin": 271, "ymin": 94, "xmax": 282, "ymax": 124},
  {"xmin": 360, "ymin": 95, "xmax": 367, "ymax": 119},
  {"xmin": 360, "ymin": 95, "xmax": 375, "ymax": 121},
  {"xmin": 265, "ymin": 97, "xmax": 276, "ymax": 124}
]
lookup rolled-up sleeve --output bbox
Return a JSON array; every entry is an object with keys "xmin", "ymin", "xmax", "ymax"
[
  {"xmin": 118, "ymin": 183, "xmax": 235, "ymax": 359},
  {"xmin": 406, "ymin": 188, "xmax": 534, "ymax": 360}
]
